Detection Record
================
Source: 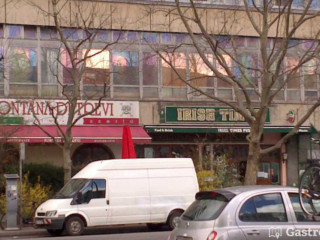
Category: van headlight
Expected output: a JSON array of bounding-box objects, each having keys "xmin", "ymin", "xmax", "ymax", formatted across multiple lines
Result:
[{"xmin": 46, "ymin": 210, "xmax": 57, "ymax": 217}]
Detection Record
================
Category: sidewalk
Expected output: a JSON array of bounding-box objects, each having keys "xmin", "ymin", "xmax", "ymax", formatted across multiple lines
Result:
[{"xmin": 0, "ymin": 224, "xmax": 46, "ymax": 237}]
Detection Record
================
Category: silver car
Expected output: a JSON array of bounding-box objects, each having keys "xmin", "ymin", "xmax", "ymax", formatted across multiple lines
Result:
[{"xmin": 169, "ymin": 185, "xmax": 320, "ymax": 240}]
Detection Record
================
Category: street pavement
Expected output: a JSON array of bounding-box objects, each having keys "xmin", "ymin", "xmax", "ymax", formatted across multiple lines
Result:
[{"xmin": 0, "ymin": 224, "xmax": 171, "ymax": 239}]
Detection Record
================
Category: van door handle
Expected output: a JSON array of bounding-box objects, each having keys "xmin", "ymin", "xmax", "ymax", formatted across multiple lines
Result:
[
  {"xmin": 247, "ymin": 230, "xmax": 260, "ymax": 235},
  {"xmin": 106, "ymin": 200, "xmax": 110, "ymax": 205}
]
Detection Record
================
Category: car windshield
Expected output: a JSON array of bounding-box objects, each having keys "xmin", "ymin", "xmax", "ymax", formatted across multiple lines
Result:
[
  {"xmin": 54, "ymin": 179, "xmax": 90, "ymax": 199},
  {"xmin": 182, "ymin": 192, "xmax": 230, "ymax": 221}
]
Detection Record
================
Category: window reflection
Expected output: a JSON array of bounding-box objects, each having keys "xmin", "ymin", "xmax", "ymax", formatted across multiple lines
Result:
[
  {"xmin": 113, "ymin": 51, "xmax": 139, "ymax": 85},
  {"xmin": 286, "ymin": 56, "xmax": 301, "ymax": 101},
  {"xmin": 303, "ymin": 59, "xmax": 318, "ymax": 101},
  {"xmin": 83, "ymin": 49, "xmax": 110, "ymax": 85},
  {"xmin": 9, "ymin": 48, "xmax": 37, "ymax": 83},
  {"xmin": 8, "ymin": 25, "xmax": 21, "ymax": 38},
  {"xmin": 41, "ymin": 48, "xmax": 58, "ymax": 84},
  {"xmin": 24, "ymin": 26, "xmax": 37, "ymax": 39},
  {"xmin": 189, "ymin": 53, "xmax": 214, "ymax": 87},
  {"xmin": 142, "ymin": 32, "xmax": 158, "ymax": 43},
  {"xmin": 61, "ymin": 50, "xmax": 74, "ymax": 84},
  {"xmin": 61, "ymin": 28, "xmax": 79, "ymax": 40},
  {"xmin": 234, "ymin": 55, "xmax": 258, "ymax": 88},
  {"xmin": 40, "ymin": 27, "xmax": 57, "ymax": 39},
  {"xmin": 143, "ymin": 52, "xmax": 158, "ymax": 85},
  {"xmin": 161, "ymin": 52, "xmax": 186, "ymax": 87}
]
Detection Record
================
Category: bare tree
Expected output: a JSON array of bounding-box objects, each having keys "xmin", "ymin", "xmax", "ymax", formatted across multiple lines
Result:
[
  {"xmin": 26, "ymin": 0, "xmax": 120, "ymax": 184},
  {"xmin": 155, "ymin": 0, "xmax": 320, "ymax": 184}
]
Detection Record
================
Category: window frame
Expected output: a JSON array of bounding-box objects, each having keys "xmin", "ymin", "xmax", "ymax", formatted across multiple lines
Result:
[{"xmin": 238, "ymin": 192, "xmax": 289, "ymax": 223}]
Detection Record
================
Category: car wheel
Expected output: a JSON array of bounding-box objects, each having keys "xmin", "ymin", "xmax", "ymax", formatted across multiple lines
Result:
[
  {"xmin": 47, "ymin": 229, "xmax": 64, "ymax": 236},
  {"xmin": 167, "ymin": 211, "xmax": 182, "ymax": 230},
  {"xmin": 65, "ymin": 216, "xmax": 84, "ymax": 236}
]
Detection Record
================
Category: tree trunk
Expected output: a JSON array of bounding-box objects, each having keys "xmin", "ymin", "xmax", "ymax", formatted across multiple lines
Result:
[
  {"xmin": 244, "ymin": 137, "xmax": 261, "ymax": 185},
  {"xmin": 63, "ymin": 145, "xmax": 72, "ymax": 184}
]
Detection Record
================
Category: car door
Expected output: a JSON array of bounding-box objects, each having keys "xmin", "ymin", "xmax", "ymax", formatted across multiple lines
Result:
[
  {"xmin": 287, "ymin": 192, "xmax": 320, "ymax": 240},
  {"xmin": 236, "ymin": 192, "xmax": 298, "ymax": 240},
  {"xmin": 77, "ymin": 179, "xmax": 109, "ymax": 226}
]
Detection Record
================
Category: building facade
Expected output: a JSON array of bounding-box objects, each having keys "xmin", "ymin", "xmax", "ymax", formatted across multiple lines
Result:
[{"xmin": 0, "ymin": 0, "xmax": 319, "ymax": 185}]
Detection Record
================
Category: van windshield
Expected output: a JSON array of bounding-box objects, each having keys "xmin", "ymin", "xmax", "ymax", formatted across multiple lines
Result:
[
  {"xmin": 182, "ymin": 192, "xmax": 232, "ymax": 221},
  {"xmin": 54, "ymin": 179, "xmax": 90, "ymax": 199}
]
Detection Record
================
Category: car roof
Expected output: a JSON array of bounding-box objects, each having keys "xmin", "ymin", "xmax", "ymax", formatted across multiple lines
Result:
[{"xmin": 220, "ymin": 185, "xmax": 298, "ymax": 195}]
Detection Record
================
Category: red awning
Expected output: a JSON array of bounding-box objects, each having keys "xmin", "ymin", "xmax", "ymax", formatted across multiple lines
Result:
[{"xmin": 0, "ymin": 125, "xmax": 151, "ymax": 144}]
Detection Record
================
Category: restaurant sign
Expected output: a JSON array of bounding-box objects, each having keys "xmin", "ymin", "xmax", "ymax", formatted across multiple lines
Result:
[
  {"xmin": 0, "ymin": 99, "xmax": 139, "ymax": 125},
  {"xmin": 161, "ymin": 106, "xmax": 270, "ymax": 123}
]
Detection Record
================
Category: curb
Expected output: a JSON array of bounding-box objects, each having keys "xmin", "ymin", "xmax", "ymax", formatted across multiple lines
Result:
[{"xmin": 0, "ymin": 226, "xmax": 46, "ymax": 237}]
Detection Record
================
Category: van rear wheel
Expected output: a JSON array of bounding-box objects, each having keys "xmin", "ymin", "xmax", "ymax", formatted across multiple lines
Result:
[
  {"xmin": 65, "ymin": 216, "xmax": 84, "ymax": 236},
  {"xmin": 167, "ymin": 211, "xmax": 182, "ymax": 230}
]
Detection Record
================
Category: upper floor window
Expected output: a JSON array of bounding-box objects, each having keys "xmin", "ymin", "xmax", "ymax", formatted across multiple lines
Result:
[
  {"xmin": 303, "ymin": 59, "xmax": 319, "ymax": 101},
  {"xmin": 142, "ymin": 32, "xmax": 158, "ymax": 44},
  {"xmin": 24, "ymin": 26, "xmax": 37, "ymax": 39},
  {"xmin": 40, "ymin": 27, "xmax": 58, "ymax": 40},
  {"xmin": 8, "ymin": 48, "xmax": 38, "ymax": 96},
  {"xmin": 161, "ymin": 52, "xmax": 187, "ymax": 99},
  {"xmin": 83, "ymin": 49, "xmax": 110, "ymax": 98},
  {"xmin": 41, "ymin": 48, "xmax": 59, "ymax": 97},
  {"xmin": 8, "ymin": 25, "xmax": 22, "ymax": 38},
  {"xmin": 286, "ymin": 56, "xmax": 301, "ymax": 101},
  {"xmin": 113, "ymin": 51, "xmax": 139, "ymax": 98},
  {"xmin": 142, "ymin": 52, "xmax": 159, "ymax": 99},
  {"xmin": 62, "ymin": 28, "xmax": 80, "ymax": 41}
]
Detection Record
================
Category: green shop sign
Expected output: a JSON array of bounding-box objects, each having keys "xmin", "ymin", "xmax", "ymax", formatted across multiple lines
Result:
[
  {"xmin": 161, "ymin": 106, "xmax": 270, "ymax": 123},
  {"xmin": 0, "ymin": 117, "xmax": 24, "ymax": 125}
]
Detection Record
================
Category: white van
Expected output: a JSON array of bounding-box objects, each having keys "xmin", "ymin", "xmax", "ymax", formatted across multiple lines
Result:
[{"xmin": 34, "ymin": 158, "xmax": 199, "ymax": 236}]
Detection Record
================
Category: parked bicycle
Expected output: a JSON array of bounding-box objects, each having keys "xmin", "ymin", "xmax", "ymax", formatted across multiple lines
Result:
[
  {"xmin": 299, "ymin": 137, "xmax": 320, "ymax": 217},
  {"xmin": 0, "ymin": 200, "xmax": 39, "ymax": 230}
]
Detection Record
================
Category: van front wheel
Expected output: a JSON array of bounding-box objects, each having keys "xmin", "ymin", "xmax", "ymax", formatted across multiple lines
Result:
[
  {"xmin": 167, "ymin": 211, "xmax": 182, "ymax": 230},
  {"xmin": 65, "ymin": 216, "xmax": 84, "ymax": 236}
]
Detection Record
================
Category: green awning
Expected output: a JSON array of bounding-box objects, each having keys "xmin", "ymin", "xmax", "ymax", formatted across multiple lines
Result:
[{"xmin": 145, "ymin": 125, "xmax": 311, "ymax": 134}]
